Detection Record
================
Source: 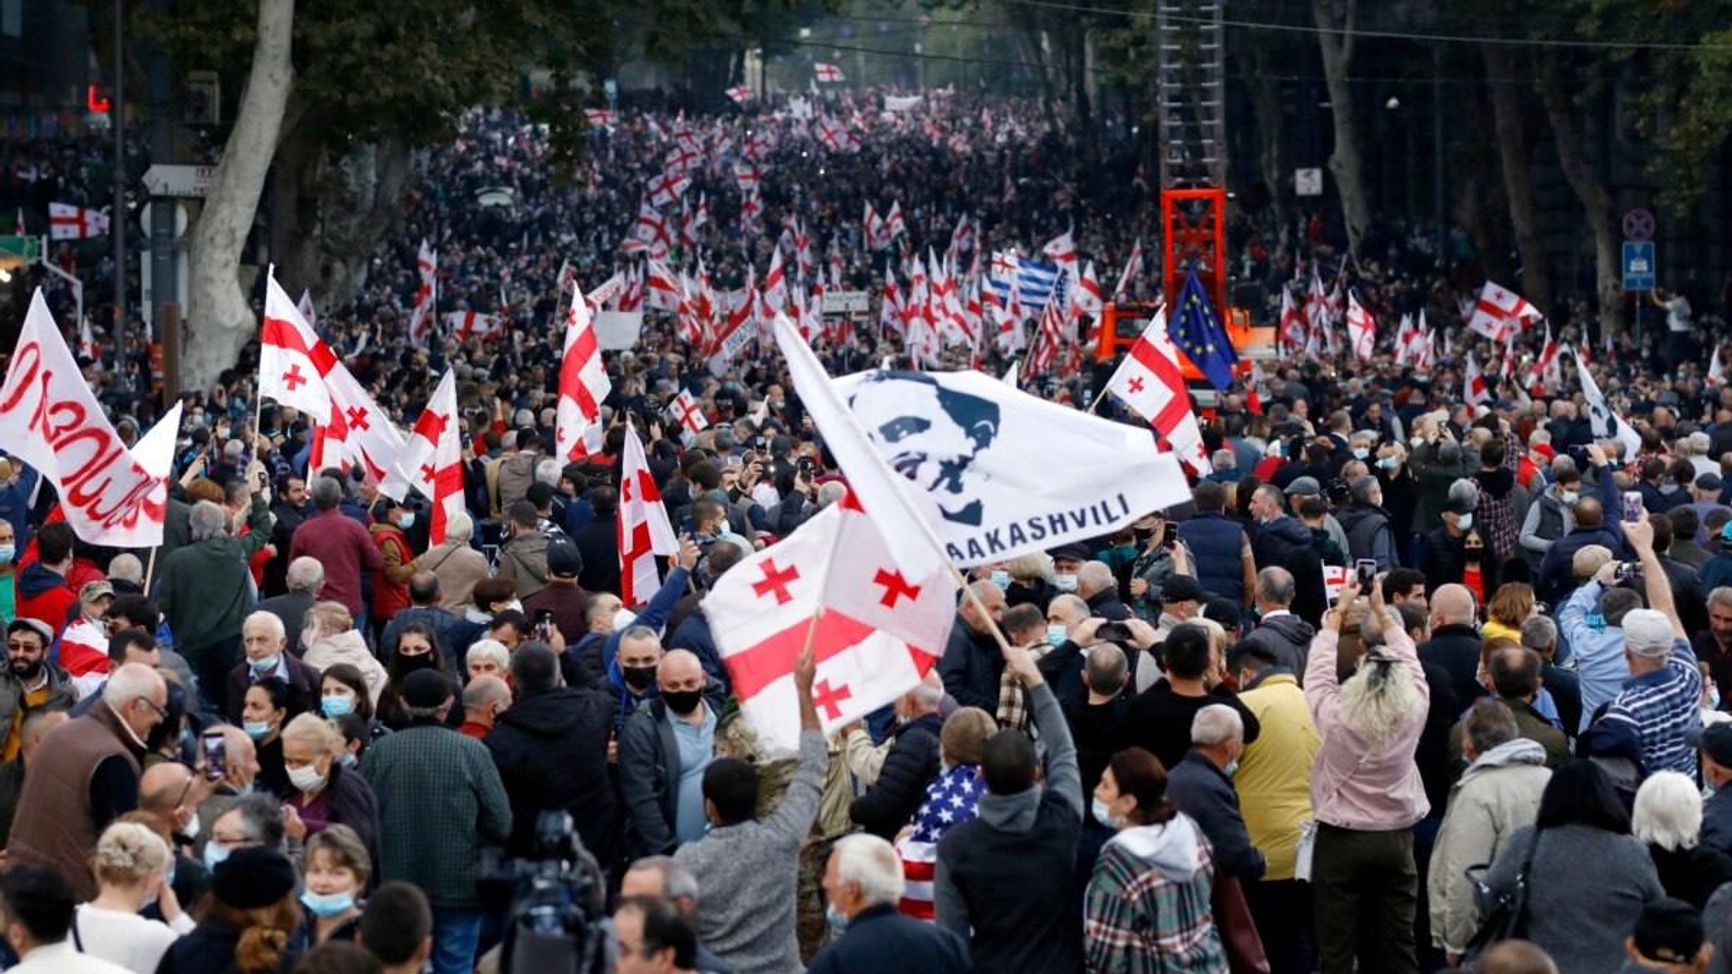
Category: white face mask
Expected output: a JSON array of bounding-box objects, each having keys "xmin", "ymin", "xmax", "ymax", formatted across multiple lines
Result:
[
  {"xmin": 286, "ymin": 763, "xmax": 327, "ymax": 794},
  {"xmin": 612, "ymin": 608, "xmax": 638, "ymax": 632},
  {"xmin": 1560, "ymin": 490, "xmax": 1579, "ymax": 505},
  {"xmin": 1457, "ymin": 513, "xmax": 1474, "ymax": 531},
  {"xmin": 1091, "ymin": 797, "xmax": 1123, "ymax": 829},
  {"xmin": 1054, "ymin": 574, "xmax": 1079, "ymax": 593}
]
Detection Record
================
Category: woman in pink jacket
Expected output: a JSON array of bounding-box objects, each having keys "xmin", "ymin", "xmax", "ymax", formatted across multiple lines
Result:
[{"xmin": 1304, "ymin": 574, "xmax": 1431, "ymax": 974}]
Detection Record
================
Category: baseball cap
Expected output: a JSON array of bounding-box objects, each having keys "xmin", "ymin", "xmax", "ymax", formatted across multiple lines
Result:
[
  {"xmin": 1162, "ymin": 575, "xmax": 1206, "ymax": 603},
  {"xmin": 1284, "ymin": 476, "xmax": 1321, "ymax": 497},
  {"xmin": 1623, "ymin": 608, "xmax": 1675, "ymax": 659},
  {"xmin": 79, "ymin": 580, "xmax": 115, "ymax": 603},
  {"xmin": 1699, "ymin": 472, "xmax": 1725, "ymax": 493},
  {"xmin": 546, "ymin": 538, "xmax": 582, "ymax": 578},
  {"xmin": 1444, "ymin": 495, "xmax": 1477, "ymax": 516},
  {"xmin": 401, "ymin": 669, "xmax": 452, "ymax": 709},
  {"xmin": 1689, "ymin": 722, "xmax": 1732, "ymax": 767},
  {"xmin": 1630, "ymin": 898, "xmax": 1704, "ymax": 965}
]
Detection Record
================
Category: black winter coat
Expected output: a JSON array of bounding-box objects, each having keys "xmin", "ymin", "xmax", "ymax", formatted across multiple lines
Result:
[
  {"xmin": 484, "ymin": 686, "xmax": 615, "ymax": 861},
  {"xmin": 849, "ymin": 714, "xmax": 943, "ymax": 839}
]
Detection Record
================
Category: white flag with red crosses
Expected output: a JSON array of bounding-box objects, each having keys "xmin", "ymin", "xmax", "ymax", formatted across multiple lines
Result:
[
  {"xmin": 704, "ymin": 493, "xmax": 956, "ymax": 753},
  {"xmin": 619, "ymin": 420, "xmax": 679, "ymax": 605},
  {"xmin": 380, "ymin": 369, "xmax": 462, "ymax": 544},
  {"xmin": 258, "ymin": 268, "xmax": 335, "ymax": 423}
]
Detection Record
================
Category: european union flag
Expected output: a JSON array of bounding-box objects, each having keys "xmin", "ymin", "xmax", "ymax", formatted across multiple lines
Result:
[{"xmin": 1168, "ymin": 267, "xmax": 1239, "ymax": 390}]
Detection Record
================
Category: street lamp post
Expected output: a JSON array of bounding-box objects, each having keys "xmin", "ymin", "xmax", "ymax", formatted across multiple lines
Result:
[{"xmin": 112, "ymin": 0, "xmax": 129, "ymax": 401}]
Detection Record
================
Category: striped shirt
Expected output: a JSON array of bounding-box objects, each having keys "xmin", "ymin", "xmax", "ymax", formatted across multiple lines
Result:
[{"xmin": 1600, "ymin": 637, "xmax": 1701, "ymax": 777}]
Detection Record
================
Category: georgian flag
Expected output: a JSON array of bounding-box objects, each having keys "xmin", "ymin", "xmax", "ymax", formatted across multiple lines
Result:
[
  {"xmin": 445, "ymin": 310, "xmax": 503, "ymax": 340},
  {"xmin": 1280, "ymin": 288, "xmax": 1306, "ymax": 355},
  {"xmin": 668, "ymin": 389, "xmax": 709, "ymax": 438},
  {"xmin": 646, "ymin": 170, "xmax": 691, "ymax": 208},
  {"xmin": 1113, "ymin": 238, "xmax": 1143, "ymax": 301},
  {"xmin": 316, "ymin": 362, "xmax": 406, "ymax": 486},
  {"xmin": 1103, "ymin": 307, "xmax": 1208, "ymax": 474},
  {"xmin": 863, "ymin": 203, "xmax": 887, "ymax": 251},
  {"xmin": 381, "ymin": 370, "xmax": 462, "ymax": 545},
  {"xmin": 883, "ymin": 201, "xmax": 907, "ymax": 241},
  {"xmin": 407, "ymin": 240, "xmax": 437, "ymax": 344},
  {"xmin": 1464, "ymin": 352, "xmax": 1492, "ymax": 406},
  {"xmin": 583, "ymin": 109, "xmax": 614, "ymax": 128},
  {"xmin": 556, "ymin": 282, "xmax": 610, "ymax": 461},
  {"xmin": 1530, "ymin": 324, "xmax": 1563, "ymax": 394},
  {"xmin": 259, "ymin": 268, "xmax": 335, "ymax": 423},
  {"xmin": 880, "ymin": 263, "xmax": 905, "ymax": 337},
  {"xmin": 47, "ymin": 202, "xmax": 109, "ymax": 240},
  {"xmin": 1467, "ymin": 281, "xmax": 1543, "ymax": 341},
  {"xmin": 645, "ymin": 259, "xmax": 682, "ymax": 312},
  {"xmin": 619, "ymin": 420, "xmax": 679, "ymax": 606},
  {"xmin": 1346, "ymin": 291, "xmax": 1376, "ymax": 361},
  {"xmin": 1041, "ymin": 230, "xmax": 1078, "ymax": 282},
  {"xmin": 1071, "ymin": 260, "xmax": 1105, "ymax": 318},
  {"xmin": 814, "ymin": 62, "xmax": 845, "ymax": 82},
  {"xmin": 726, "ymin": 85, "xmax": 753, "ymax": 105}
]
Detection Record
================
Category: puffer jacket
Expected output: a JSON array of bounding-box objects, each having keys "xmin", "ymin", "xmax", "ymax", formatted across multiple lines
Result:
[
  {"xmin": 1426, "ymin": 737, "xmax": 1551, "ymax": 955},
  {"xmin": 849, "ymin": 713, "xmax": 942, "ymax": 839}
]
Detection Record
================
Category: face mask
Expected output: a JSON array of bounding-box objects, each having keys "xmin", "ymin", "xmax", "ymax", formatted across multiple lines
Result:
[
  {"xmin": 287, "ymin": 763, "xmax": 327, "ymax": 794},
  {"xmin": 1710, "ymin": 689, "xmax": 1723, "ymax": 710},
  {"xmin": 622, "ymin": 665, "xmax": 657, "ymax": 692},
  {"xmin": 1561, "ymin": 490, "xmax": 1579, "ymax": 505},
  {"xmin": 990, "ymin": 569, "xmax": 1011, "ymax": 590},
  {"xmin": 0, "ymin": 545, "xmax": 14, "ymax": 564},
  {"xmin": 612, "ymin": 608, "xmax": 638, "ymax": 632},
  {"xmin": 396, "ymin": 513, "xmax": 416, "ymax": 530},
  {"xmin": 178, "ymin": 810, "xmax": 200, "ymax": 841},
  {"xmin": 1091, "ymin": 797, "xmax": 1123, "ymax": 829},
  {"xmin": 1410, "ymin": 436, "xmax": 1424, "ymax": 447},
  {"xmin": 203, "ymin": 842, "xmax": 230, "ymax": 871},
  {"xmin": 1223, "ymin": 760, "xmax": 1240, "ymax": 778},
  {"xmin": 300, "ymin": 889, "xmax": 356, "ymax": 919},
  {"xmin": 1464, "ymin": 548, "xmax": 1483, "ymax": 563},
  {"xmin": 1457, "ymin": 513, "xmax": 1474, "ymax": 531},
  {"xmin": 661, "ymin": 688, "xmax": 704, "ymax": 716},
  {"xmin": 825, "ymin": 903, "xmax": 849, "ymax": 936},
  {"xmin": 249, "ymin": 655, "xmax": 279, "ymax": 674},
  {"xmin": 1046, "ymin": 624, "xmax": 1068, "ymax": 648},
  {"xmin": 339, "ymin": 752, "xmax": 358, "ymax": 768},
  {"xmin": 395, "ymin": 652, "xmax": 435, "ymax": 673},
  {"xmin": 1054, "ymin": 574, "xmax": 1078, "ymax": 593},
  {"xmin": 505, "ymin": 600, "xmax": 524, "ymax": 613},
  {"xmin": 321, "ymin": 695, "xmax": 354, "ymax": 718},
  {"xmin": 1376, "ymin": 457, "xmax": 1398, "ymax": 471},
  {"xmin": 1352, "ymin": 447, "xmax": 1370, "ymax": 460},
  {"xmin": 243, "ymin": 721, "xmax": 272, "ymax": 741}
]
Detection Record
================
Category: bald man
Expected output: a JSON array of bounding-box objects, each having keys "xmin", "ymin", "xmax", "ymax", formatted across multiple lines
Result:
[
  {"xmin": 459, "ymin": 676, "xmax": 512, "ymax": 740},
  {"xmin": 939, "ymin": 580, "xmax": 1008, "ymax": 710},
  {"xmin": 0, "ymin": 708, "xmax": 68, "ymax": 843},
  {"xmin": 139, "ymin": 761, "xmax": 214, "ymax": 913},
  {"xmin": 1420, "ymin": 584, "xmax": 1486, "ymax": 706},
  {"xmin": 619, "ymin": 649, "xmax": 719, "ymax": 858}
]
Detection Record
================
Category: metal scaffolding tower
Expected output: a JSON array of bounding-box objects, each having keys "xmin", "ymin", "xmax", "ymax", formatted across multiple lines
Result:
[{"xmin": 1155, "ymin": 0, "xmax": 1226, "ymax": 190}]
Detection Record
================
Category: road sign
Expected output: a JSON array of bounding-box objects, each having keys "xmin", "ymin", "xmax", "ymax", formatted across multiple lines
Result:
[
  {"xmin": 1294, "ymin": 168, "xmax": 1324, "ymax": 197},
  {"xmin": 1622, "ymin": 240, "xmax": 1656, "ymax": 291},
  {"xmin": 142, "ymin": 163, "xmax": 219, "ymax": 198},
  {"xmin": 1623, "ymin": 207, "xmax": 1655, "ymax": 241}
]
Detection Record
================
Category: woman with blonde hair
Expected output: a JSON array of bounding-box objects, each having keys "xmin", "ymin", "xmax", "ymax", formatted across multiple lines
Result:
[
  {"xmin": 278, "ymin": 713, "xmax": 382, "ymax": 876},
  {"xmin": 297, "ymin": 825, "xmax": 371, "ymax": 946},
  {"xmin": 156, "ymin": 846, "xmax": 303, "ymax": 974},
  {"xmin": 301, "ymin": 602, "xmax": 387, "ymax": 707},
  {"xmin": 1483, "ymin": 582, "xmax": 1537, "ymax": 644},
  {"xmin": 74, "ymin": 821, "xmax": 191, "ymax": 973}
]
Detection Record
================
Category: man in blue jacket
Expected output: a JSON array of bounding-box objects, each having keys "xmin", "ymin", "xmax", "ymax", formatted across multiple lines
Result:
[{"xmin": 809, "ymin": 834, "xmax": 970, "ymax": 974}]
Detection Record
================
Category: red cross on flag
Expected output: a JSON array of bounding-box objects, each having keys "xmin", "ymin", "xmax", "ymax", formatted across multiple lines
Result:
[
  {"xmin": 1464, "ymin": 352, "xmax": 1492, "ymax": 406},
  {"xmin": 444, "ymin": 310, "xmax": 503, "ymax": 341},
  {"xmin": 317, "ymin": 363, "xmax": 406, "ymax": 486},
  {"xmin": 556, "ymin": 282, "xmax": 610, "ymax": 461},
  {"xmin": 1346, "ymin": 291, "xmax": 1376, "ymax": 361},
  {"xmin": 47, "ymin": 202, "xmax": 110, "ymax": 240},
  {"xmin": 1279, "ymin": 287, "xmax": 1306, "ymax": 355},
  {"xmin": 1041, "ymin": 229, "xmax": 1078, "ymax": 281},
  {"xmin": 259, "ymin": 268, "xmax": 335, "ymax": 423},
  {"xmin": 705, "ymin": 493, "xmax": 956, "ymax": 751},
  {"xmin": 406, "ymin": 240, "xmax": 438, "ymax": 344},
  {"xmin": 381, "ymin": 369, "xmax": 462, "ymax": 544},
  {"xmin": 813, "ymin": 62, "xmax": 845, "ymax": 83},
  {"xmin": 668, "ymin": 389, "xmax": 709, "ymax": 439},
  {"xmin": 645, "ymin": 259, "xmax": 682, "ymax": 312},
  {"xmin": 1071, "ymin": 260, "xmax": 1105, "ymax": 318},
  {"xmin": 1102, "ymin": 307, "xmax": 1208, "ymax": 475},
  {"xmin": 726, "ymin": 85, "xmax": 753, "ymax": 105},
  {"xmin": 1466, "ymin": 281, "xmax": 1542, "ymax": 342},
  {"xmin": 619, "ymin": 420, "xmax": 679, "ymax": 605}
]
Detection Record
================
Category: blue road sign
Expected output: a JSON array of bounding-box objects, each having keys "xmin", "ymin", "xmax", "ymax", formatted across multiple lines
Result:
[{"xmin": 1623, "ymin": 240, "xmax": 1656, "ymax": 291}]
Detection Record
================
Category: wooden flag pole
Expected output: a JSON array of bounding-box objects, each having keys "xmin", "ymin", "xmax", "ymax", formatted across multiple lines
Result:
[{"xmin": 142, "ymin": 545, "xmax": 160, "ymax": 595}]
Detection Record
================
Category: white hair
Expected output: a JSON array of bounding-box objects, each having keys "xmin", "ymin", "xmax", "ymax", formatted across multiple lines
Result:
[
  {"xmin": 535, "ymin": 457, "xmax": 562, "ymax": 487},
  {"xmin": 830, "ymin": 833, "xmax": 905, "ymax": 907},
  {"xmin": 188, "ymin": 500, "xmax": 229, "ymax": 541},
  {"xmin": 816, "ymin": 481, "xmax": 847, "ymax": 506},
  {"xmin": 445, "ymin": 511, "xmax": 475, "ymax": 544},
  {"xmin": 102, "ymin": 663, "xmax": 163, "ymax": 709},
  {"xmin": 906, "ymin": 672, "xmax": 944, "ymax": 711},
  {"xmin": 1633, "ymin": 770, "xmax": 1703, "ymax": 852},
  {"xmin": 107, "ymin": 553, "xmax": 143, "ymax": 585},
  {"xmin": 1337, "ymin": 652, "xmax": 1427, "ymax": 749},
  {"xmin": 466, "ymin": 639, "xmax": 511, "ymax": 672},
  {"xmin": 286, "ymin": 556, "xmax": 325, "ymax": 595},
  {"xmin": 1191, "ymin": 704, "xmax": 1243, "ymax": 747},
  {"xmin": 243, "ymin": 610, "xmax": 286, "ymax": 643}
]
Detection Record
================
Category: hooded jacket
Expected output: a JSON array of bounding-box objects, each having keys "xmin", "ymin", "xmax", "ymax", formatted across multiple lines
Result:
[
  {"xmin": 1242, "ymin": 613, "xmax": 1318, "ymax": 676},
  {"xmin": 495, "ymin": 529, "xmax": 551, "ymax": 599},
  {"xmin": 1083, "ymin": 813, "xmax": 1227, "ymax": 974},
  {"xmin": 483, "ymin": 685, "xmax": 614, "ymax": 859},
  {"xmin": 13, "ymin": 563, "xmax": 75, "ymax": 635},
  {"xmin": 1252, "ymin": 515, "xmax": 1327, "ymax": 625},
  {"xmin": 303, "ymin": 630, "xmax": 389, "ymax": 708},
  {"xmin": 1427, "ymin": 737, "xmax": 1551, "ymax": 955}
]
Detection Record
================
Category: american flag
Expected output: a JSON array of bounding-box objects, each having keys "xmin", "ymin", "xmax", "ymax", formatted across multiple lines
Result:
[{"xmin": 895, "ymin": 766, "xmax": 983, "ymax": 920}]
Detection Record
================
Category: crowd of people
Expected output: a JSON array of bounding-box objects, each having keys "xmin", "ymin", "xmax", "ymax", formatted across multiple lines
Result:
[{"xmin": 1, "ymin": 85, "xmax": 1731, "ymax": 974}]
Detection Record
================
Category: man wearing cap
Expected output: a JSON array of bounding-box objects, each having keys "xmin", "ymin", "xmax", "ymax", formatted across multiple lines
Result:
[
  {"xmin": 1621, "ymin": 898, "xmax": 1711, "ymax": 973},
  {"xmin": 1049, "ymin": 543, "xmax": 1090, "ymax": 595},
  {"xmin": 361, "ymin": 668, "xmax": 511, "ymax": 974},
  {"xmin": 522, "ymin": 538, "xmax": 588, "ymax": 651},
  {"xmin": 0, "ymin": 618, "xmax": 74, "ymax": 762},
  {"xmin": 1593, "ymin": 519, "xmax": 1701, "ymax": 777},
  {"xmin": 1248, "ymin": 484, "xmax": 1327, "ymax": 626},
  {"xmin": 1690, "ymin": 473, "xmax": 1730, "ymax": 544},
  {"xmin": 55, "ymin": 582, "xmax": 113, "ymax": 700},
  {"xmin": 8, "ymin": 662, "xmax": 166, "ymax": 899},
  {"xmin": 1285, "ymin": 476, "xmax": 1351, "ymax": 558}
]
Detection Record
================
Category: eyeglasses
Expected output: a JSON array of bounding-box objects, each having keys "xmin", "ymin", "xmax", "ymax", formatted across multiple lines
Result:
[
  {"xmin": 136, "ymin": 697, "xmax": 169, "ymax": 720},
  {"xmin": 6, "ymin": 641, "xmax": 40, "ymax": 652}
]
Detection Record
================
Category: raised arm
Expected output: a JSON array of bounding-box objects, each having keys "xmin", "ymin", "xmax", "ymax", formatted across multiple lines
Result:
[
  {"xmin": 1628, "ymin": 517, "xmax": 1688, "ymax": 641},
  {"xmin": 1008, "ymin": 642, "xmax": 1082, "ymax": 819}
]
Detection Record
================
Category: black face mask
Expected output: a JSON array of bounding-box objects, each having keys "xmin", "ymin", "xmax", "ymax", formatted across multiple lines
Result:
[
  {"xmin": 661, "ymin": 688, "xmax": 704, "ymax": 716},
  {"xmin": 395, "ymin": 652, "xmax": 436, "ymax": 674},
  {"xmin": 622, "ymin": 665, "xmax": 657, "ymax": 692},
  {"xmin": 1464, "ymin": 548, "xmax": 1483, "ymax": 563}
]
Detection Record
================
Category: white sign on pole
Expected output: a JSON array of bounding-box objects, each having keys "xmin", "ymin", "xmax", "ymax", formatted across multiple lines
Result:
[
  {"xmin": 142, "ymin": 164, "xmax": 220, "ymax": 198},
  {"xmin": 593, "ymin": 311, "xmax": 644, "ymax": 350},
  {"xmin": 821, "ymin": 290, "xmax": 871, "ymax": 314},
  {"xmin": 1294, "ymin": 168, "xmax": 1324, "ymax": 197}
]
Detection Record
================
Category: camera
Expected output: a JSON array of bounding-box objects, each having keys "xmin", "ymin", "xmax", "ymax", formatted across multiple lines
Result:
[
  {"xmin": 480, "ymin": 812, "xmax": 612, "ymax": 974},
  {"xmin": 1096, "ymin": 621, "xmax": 1133, "ymax": 644}
]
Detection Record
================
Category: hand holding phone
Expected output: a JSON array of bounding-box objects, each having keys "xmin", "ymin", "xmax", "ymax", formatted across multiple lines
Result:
[{"xmin": 201, "ymin": 730, "xmax": 227, "ymax": 782}]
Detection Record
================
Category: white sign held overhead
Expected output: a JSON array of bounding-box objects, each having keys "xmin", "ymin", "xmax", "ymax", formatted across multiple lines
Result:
[{"xmin": 593, "ymin": 310, "xmax": 644, "ymax": 350}]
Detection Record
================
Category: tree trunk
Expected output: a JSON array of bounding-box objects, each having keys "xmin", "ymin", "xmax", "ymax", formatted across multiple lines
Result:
[
  {"xmin": 1313, "ymin": 0, "xmax": 1369, "ymax": 251},
  {"xmin": 1482, "ymin": 43, "xmax": 1553, "ymax": 314},
  {"xmin": 1247, "ymin": 42, "xmax": 1293, "ymax": 237},
  {"xmin": 313, "ymin": 137, "xmax": 413, "ymax": 309},
  {"xmin": 1539, "ymin": 58, "xmax": 1622, "ymax": 336},
  {"xmin": 184, "ymin": 0, "xmax": 294, "ymax": 391}
]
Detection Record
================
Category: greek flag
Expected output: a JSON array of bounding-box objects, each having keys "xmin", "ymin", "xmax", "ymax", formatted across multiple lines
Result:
[{"xmin": 987, "ymin": 256, "xmax": 1067, "ymax": 309}]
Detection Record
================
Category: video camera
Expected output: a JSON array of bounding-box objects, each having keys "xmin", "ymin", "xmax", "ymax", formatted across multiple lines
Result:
[{"xmin": 479, "ymin": 811, "xmax": 614, "ymax": 974}]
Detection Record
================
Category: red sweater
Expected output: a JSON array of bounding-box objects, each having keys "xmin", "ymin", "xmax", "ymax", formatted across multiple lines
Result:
[{"xmin": 288, "ymin": 510, "xmax": 384, "ymax": 618}]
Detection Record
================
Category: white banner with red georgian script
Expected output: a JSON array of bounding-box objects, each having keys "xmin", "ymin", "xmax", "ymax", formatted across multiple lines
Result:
[{"xmin": 0, "ymin": 290, "xmax": 175, "ymax": 546}]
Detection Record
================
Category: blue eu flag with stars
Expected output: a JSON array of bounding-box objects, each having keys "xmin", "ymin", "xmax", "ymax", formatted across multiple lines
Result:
[{"xmin": 1168, "ymin": 267, "xmax": 1239, "ymax": 390}]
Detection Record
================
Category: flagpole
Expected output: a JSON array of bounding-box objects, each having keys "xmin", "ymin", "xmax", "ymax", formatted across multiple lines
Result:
[{"xmin": 142, "ymin": 545, "xmax": 159, "ymax": 595}]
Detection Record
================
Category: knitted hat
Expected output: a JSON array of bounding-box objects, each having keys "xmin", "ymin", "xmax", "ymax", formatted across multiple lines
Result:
[{"xmin": 212, "ymin": 847, "xmax": 296, "ymax": 909}]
